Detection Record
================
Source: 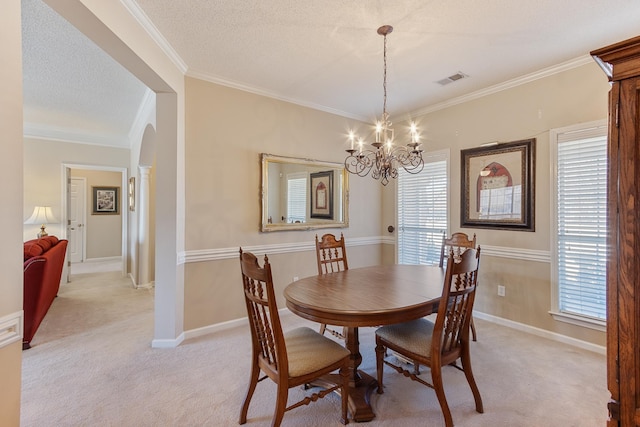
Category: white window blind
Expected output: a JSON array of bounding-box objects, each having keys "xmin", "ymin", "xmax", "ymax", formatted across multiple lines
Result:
[
  {"xmin": 286, "ymin": 174, "xmax": 307, "ymax": 223},
  {"xmin": 554, "ymin": 124, "xmax": 607, "ymax": 322},
  {"xmin": 398, "ymin": 151, "xmax": 448, "ymax": 265}
]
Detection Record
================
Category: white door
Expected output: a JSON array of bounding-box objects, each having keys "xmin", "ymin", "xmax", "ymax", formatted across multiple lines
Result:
[{"xmin": 69, "ymin": 177, "xmax": 86, "ymax": 263}]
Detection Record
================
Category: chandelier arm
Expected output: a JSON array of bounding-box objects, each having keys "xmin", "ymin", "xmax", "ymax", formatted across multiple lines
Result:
[
  {"xmin": 344, "ymin": 151, "xmax": 377, "ymax": 177},
  {"xmin": 343, "ymin": 25, "xmax": 424, "ymax": 186}
]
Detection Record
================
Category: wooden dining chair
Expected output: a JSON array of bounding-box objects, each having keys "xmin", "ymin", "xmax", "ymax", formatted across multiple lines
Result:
[
  {"xmin": 439, "ymin": 231, "xmax": 477, "ymax": 268},
  {"xmin": 238, "ymin": 248, "xmax": 350, "ymax": 427},
  {"xmin": 316, "ymin": 233, "xmax": 349, "ymax": 274},
  {"xmin": 315, "ymin": 233, "xmax": 348, "ymax": 339},
  {"xmin": 375, "ymin": 248, "xmax": 483, "ymax": 427},
  {"xmin": 439, "ymin": 231, "xmax": 478, "ymax": 342}
]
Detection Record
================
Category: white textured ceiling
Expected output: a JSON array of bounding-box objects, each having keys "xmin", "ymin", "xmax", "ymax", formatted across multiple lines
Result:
[
  {"xmin": 22, "ymin": 0, "xmax": 148, "ymax": 148},
  {"xmin": 22, "ymin": 0, "xmax": 640, "ymax": 148}
]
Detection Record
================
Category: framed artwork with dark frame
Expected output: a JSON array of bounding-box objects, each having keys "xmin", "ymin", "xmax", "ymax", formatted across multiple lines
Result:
[
  {"xmin": 92, "ymin": 186, "xmax": 120, "ymax": 215},
  {"xmin": 310, "ymin": 170, "xmax": 334, "ymax": 219},
  {"xmin": 461, "ymin": 138, "xmax": 535, "ymax": 231}
]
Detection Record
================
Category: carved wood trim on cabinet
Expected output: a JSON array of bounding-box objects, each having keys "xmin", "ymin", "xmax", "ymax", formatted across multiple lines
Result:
[{"xmin": 592, "ymin": 35, "xmax": 640, "ymax": 427}]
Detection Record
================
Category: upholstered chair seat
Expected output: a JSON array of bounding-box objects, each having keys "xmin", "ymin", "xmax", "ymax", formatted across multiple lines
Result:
[
  {"xmin": 284, "ymin": 327, "xmax": 350, "ymax": 377},
  {"xmin": 375, "ymin": 318, "xmax": 435, "ymax": 357}
]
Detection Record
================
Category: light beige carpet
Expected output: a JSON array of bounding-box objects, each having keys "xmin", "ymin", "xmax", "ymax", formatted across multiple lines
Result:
[{"xmin": 21, "ymin": 271, "xmax": 609, "ymax": 426}]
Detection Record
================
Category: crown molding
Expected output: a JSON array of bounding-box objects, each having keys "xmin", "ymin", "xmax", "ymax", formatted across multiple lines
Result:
[
  {"xmin": 119, "ymin": 0, "xmax": 188, "ymax": 74},
  {"xmin": 186, "ymin": 68, "xmax": 368, "ymax": 122},
  {"xmin": 408, "ymin": 55, "xmax": 594, "ymax": 118},
  {"xmin": 189, "ymin": 55, "xmax": 593, "ymax": 124},
  {"xmin": 25, "ymin": 89, "xmax": 155, "ymax": 149},
  {"xmin": 23, "ymin": 122, "xmax": 130, "ymax": 148}
]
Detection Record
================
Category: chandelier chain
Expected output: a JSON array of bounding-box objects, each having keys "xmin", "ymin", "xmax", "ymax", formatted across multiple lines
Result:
[
  {"xmin": 343, "ymin": 25, "xmax": 424, "ymax": 186},
  {"xmin": 383, "ymin": 32, "xmax": 388, "ymax": 121}
]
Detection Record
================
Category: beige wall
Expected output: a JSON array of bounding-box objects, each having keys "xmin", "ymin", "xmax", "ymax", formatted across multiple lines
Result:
[
  {"xmin": 183, "ymin": 77, "xmax": 383, "ymax": 329},
  {"xmin": 1, "ymin": 0, "xmax": 24, "ymax": 424},
  {"xmin": 70, "ymin": 169, "xmax": 123, "ymax": 259},
  {"xmin": 384, "ymin": 62, "xmax": 610, "ymax": 346},
  {"xmin": 23, "ymin": 137, "xmax": 130, "ymax": 243},
  {"xmin": 15, "ymin": 1, "xmax": 609, "ymax": 365},
  {"xmin": 182, "ymin": 64, "xmax": 611, "ymax": 346}
]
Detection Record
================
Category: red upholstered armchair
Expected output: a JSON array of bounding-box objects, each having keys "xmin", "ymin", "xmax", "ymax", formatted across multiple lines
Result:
[{"xmin": 23, "ymin": 236, "xmax": 68, "ymax": 349}]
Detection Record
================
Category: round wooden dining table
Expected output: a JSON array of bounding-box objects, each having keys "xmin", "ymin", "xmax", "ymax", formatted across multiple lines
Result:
[{"xmin": 284, "ymin": 264, "xmax": 446, "ymax": 422}]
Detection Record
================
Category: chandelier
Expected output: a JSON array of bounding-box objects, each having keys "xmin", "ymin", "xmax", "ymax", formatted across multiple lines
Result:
[{"xmin": 344, "ymin": 25, "xmax": 424, "ymax": 186}]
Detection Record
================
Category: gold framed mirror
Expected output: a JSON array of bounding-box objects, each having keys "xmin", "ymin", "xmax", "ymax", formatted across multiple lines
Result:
[{"xmin": 261, "ymin": 153, "xmax": 349, "ymax": 232}]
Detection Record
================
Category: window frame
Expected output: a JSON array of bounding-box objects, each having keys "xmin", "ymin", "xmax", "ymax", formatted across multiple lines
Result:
[
  {"xmin": 395, "ymin": 148, "xmax": 450, "ymax": 265},
  {"xmin": 286, "ymin": 172, "xmax": 307, "ymax": 223},
  {"xmin": 549, "ymin": 119, "xmax": 607, "ymax": 331}
]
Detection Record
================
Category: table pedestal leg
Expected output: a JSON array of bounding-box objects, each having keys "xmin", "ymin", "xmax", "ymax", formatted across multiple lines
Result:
[
  {"xmin": 311, "ymin": 327, "xmax": 378, "ymax": 422},
  {"xmin": 343, "ymin": 326, "xmax": 377, "ymax": 422},
  {"xmin": 312, "ymin": 327, "xmax": 378, "ymax": 422}
]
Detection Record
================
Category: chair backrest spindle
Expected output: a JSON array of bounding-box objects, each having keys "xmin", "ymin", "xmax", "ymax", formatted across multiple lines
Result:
[
  {"xmin": 439, "ymin": 231, "xmax": 477, "ymax": 267},
  {"xmin": 434, "ymin": 247, "xmax": 481, "ymax": 357},
  {"xmin": 315, "ymin": 233, "xmax": 348, "ymax": 275},
  {"xmin": 239, "ymin": 249, "xmax": 287, "ymax": 376}
]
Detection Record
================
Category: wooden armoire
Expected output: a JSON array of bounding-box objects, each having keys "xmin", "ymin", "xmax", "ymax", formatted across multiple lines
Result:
[{"xmin": 592, "ymin": 35, "xmax": 640, "ymax": 426}]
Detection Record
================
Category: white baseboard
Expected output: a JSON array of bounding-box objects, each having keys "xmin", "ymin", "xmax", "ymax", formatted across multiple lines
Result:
[
  {"xmin": 182, "ymin": 309, "xmax": 606, "ymax": 356},
  {"xmin": 183, "ymin": 308, "xmax": 293, "ymax": 341},
  {"xmin": 128, "ymin": 273, "xmax": 138, "ymax": 288},
  {"xmin": 184, "ymin": 316, "xmax": 249, "ymax": 341},
  {"xmin": 151, "ymin": 332, "xmax": 185, "ymax": 349},
  {"xmin": 474, "ymin": 311, "xmax": 606, "ymax": 355},
  {"xmin": 76, "ymin": 256, "xmax": 122, "ymax": 263}
]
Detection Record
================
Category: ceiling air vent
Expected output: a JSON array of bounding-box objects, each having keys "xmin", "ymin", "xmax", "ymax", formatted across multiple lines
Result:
[{"xmin": 436, "ymin": 72, "xmax": 469, "ymax": 86}]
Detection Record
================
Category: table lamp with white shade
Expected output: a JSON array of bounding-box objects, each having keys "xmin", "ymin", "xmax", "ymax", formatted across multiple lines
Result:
[{"xmin": 24, "ymin": 206, "xmax": 58, "ymax": 238}]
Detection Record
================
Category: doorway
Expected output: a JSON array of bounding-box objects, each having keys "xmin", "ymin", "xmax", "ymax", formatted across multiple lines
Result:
[
  {"xmin": 63, "ymin": 164, "xmax": 128, "ymax": 278},
  {"xmin": 69, "ymin": 176, "xmax": 86, "ymax": 263}
]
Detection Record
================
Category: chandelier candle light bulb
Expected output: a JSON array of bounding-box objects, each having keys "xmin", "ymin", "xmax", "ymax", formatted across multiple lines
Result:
[{"xmin": 344, "ymin": 25, "xmax": 425, "ymax": 186}]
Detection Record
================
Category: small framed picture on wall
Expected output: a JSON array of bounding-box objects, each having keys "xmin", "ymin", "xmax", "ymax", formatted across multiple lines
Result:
[
  {"xmin": 92, "ymin": 186, "xmax": 120, "ymax": 215},
  {"xmin": 310, "ymin": 170, "xmax": 334, "ymax": 219}
]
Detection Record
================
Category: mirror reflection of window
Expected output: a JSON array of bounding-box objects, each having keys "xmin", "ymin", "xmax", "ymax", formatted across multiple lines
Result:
[
  {"xmin": 479, "ymin": 185, "xmax": 521, "ymax": 219},
  {"xmin": 477, "ymin": 161, "xmax": 520, "ymax": 219},
  {"xmin": 261, "ymin": 153, "xmax": 349, "ymax": 232},
  {"xmin": 286, "ymin": 173, "xmax": 307, "ymax": 223}
]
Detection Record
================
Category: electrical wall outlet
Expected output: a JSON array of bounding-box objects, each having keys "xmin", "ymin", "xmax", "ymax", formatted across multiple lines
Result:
[
  {"xmin": 497, "ymin": 285, "xmax": 506, "ymax": 297},
  {"xmin": 293, "ymin": 276, "xmax": 299, "ymax": 282}
]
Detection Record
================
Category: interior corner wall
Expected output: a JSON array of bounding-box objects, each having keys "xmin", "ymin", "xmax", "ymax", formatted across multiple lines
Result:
[
  {"xmin": 182, "ymin": 76, "xmax": 383, "ymax": 330},
  {"xmin": 388, "ymin": 61, "xmax": 610, "ymax": 346}
]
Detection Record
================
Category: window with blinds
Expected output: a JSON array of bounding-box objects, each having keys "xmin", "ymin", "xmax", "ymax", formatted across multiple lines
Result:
[
  {"xmin": 551, "ymin": 121, "xmax": 607, "ymax": 325},
  {"xmin": 286, "ymin": 174, "xmax": 307, "ymax": 223},
  {"xmin": 397, "ymin": 150, "xmax": 449, "ymax": 265}
]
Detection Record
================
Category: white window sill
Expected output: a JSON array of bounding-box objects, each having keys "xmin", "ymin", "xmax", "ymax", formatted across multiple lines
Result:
[{"xmin": 549, "ymin": 311, "xmax": 606, "ymax": 332}]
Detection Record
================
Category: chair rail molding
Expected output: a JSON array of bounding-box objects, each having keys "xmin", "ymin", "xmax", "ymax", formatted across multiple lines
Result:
[
  {"xmin": 180, "ymin": 238, "xmax": 550, "ymax": 264},
  {"xmin": 0, "ymin": 311, "xmax": 23, "ymax": 349},
  {"xmin": 180, "ymin": 236, "xmax": 382, "ymax": 264}
]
